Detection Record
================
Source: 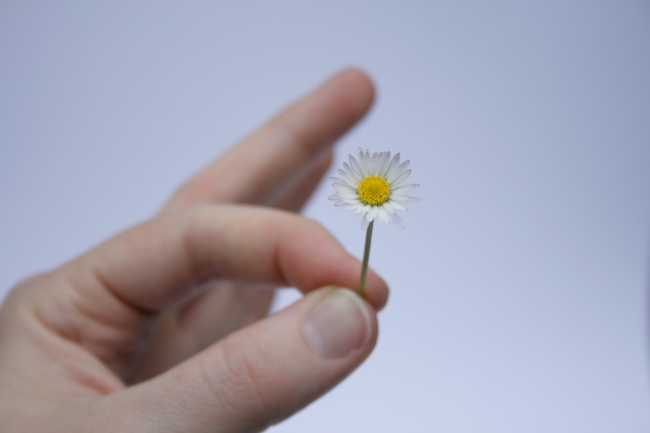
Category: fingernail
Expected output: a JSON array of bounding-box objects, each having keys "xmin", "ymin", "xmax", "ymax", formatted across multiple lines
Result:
[{"xmin": 302, "ymin": 288, "xmax": 372, "ymax": 359}]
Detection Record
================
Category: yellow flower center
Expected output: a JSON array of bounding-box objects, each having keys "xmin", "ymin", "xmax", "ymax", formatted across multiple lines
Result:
[{"xmin": 357, "ymin": 175, "xmax": 391, "ymax": 205}]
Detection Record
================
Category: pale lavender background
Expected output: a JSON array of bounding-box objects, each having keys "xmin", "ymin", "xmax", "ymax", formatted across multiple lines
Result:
[{"xmin": 1, "ymin": 2, "xmax": 649, "ymax": 432}]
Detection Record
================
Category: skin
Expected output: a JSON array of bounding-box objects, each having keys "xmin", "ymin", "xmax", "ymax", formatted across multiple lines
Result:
[{"xmin": 0, "ymin": 69, "xmax": 389, "ymax": 432}]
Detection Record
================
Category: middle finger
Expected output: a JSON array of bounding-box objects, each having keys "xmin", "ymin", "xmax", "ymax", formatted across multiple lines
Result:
[{"xmin": 164, "ymin": 68, "xmax": 375, "ymax": 212}]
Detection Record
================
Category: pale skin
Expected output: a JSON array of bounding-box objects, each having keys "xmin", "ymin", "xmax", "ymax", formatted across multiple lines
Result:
[{"xmin": 0, "ymin": 69, "xmax": 389, "ymax": 432}]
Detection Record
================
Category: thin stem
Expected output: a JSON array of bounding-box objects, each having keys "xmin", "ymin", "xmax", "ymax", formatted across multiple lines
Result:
[{"xmin": 357, "ymin": 220, "xmax": 374, "ymax": 296}]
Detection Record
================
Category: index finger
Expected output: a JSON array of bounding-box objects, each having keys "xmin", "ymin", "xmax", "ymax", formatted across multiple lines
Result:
[
  {"xmin": 60, "ymin": 205, "xmax": 388, "ymax": 316},
  {"xmin": 164, "ymin": 68, "xmax": 375, "ymax": 211}
]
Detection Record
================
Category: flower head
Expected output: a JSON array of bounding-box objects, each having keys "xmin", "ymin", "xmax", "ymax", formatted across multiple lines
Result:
[{"xmin": 329, "ymin": 148, "xmax": 420, "ymax": 229}]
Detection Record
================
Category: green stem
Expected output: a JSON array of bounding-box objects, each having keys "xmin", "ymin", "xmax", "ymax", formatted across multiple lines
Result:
[{"xmin": 357, "ymin": 220, "xmax": 374, "ymax": 297}]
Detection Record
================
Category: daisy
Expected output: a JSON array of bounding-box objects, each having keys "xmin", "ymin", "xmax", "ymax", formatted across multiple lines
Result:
[
  {"xmin": 329, "ymin": 148, "xmax": 420, "ymax": 229},
  {"xmin": 329, "ymin": 148, "xmax": 419, "ymax": 296}
]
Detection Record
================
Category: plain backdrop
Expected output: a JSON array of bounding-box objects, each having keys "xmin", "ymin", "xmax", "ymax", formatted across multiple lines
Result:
[{"xmin": 1, "ymin": 2, "xmax": 649, "ymax": 432}]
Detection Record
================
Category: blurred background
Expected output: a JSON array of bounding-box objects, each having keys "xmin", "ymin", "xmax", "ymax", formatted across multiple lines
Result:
[{"xmin": 1, "ymin": 2, "xmax": 649, "ymax": 431}]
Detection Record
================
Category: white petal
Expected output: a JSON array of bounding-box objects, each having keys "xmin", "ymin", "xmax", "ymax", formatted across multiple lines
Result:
[
  {"xmin": 385, "ymin": 153, "xmax": 401, "ymax": 182},
  {"xmin": 331, "ymin": 181, "xmax": 355, "ymax": 192},
  {"xmin": 377, "ymin": 208, "xmax": 390, "ymax": 224},
  {"xmin": 341, "ymin": 164, "xmax": 357, "ymax": 182},
  {"xmin": 333, "ymin": 181, "xmax": 356, "ymax": 190},
  {"xmin": 342, "ymin": 162, "xmax": 362, "ymax": 183},
  {"xmin": 337, "ymin": 169, "xmax": 358, "ymax": 187},
  {"xmin": 389, "ymin": 200, "xmax": 408, "ymax": 211},
  {"xmin": 367, "ymin": 206, "xmax": 379, "ymax": 221},
  {"xmin": 360, "ymin": 217, "xmax": 370, "ymax": 230},
  {"xmin": 382, "ymin": 202, "xmax": 396, "ymax": 214},
  {"xmin": 391, "ymin": 183, "xmax": 419, "ymax": 195},
  {"xmin": 353, "ymin": 203, "xmax": 367, "ymax": 213},
  {"xmin": 391, "ymin": 169, "xmax": 412, "ymax": 186},
  {"xmin": 391, "ymin": 196, "xmax": 419, "ymax": 204},
  {"xmin": 391, "ymin": 196, "xmax": 407, "ymax": 202},
  {"xmin": 378, "ymin": 151, "xmax": 391, "ymax": 177},
  {"xmin": 390, "ymin": 213, "xmax": 406, "ymax": 228},
  {"xmin": 387, "ymin": 161, "xmax": 410, "ymax": 184},
  {"xmin": 334, "ymin": 190, "xmax": 358, "ymax": 199},
  {"xmin": 359, "ymin": 149, "xmax": 371, "ymax": 176},
  {"xmin": 331, "ymin": 177, "xmax": 354, "ymax": 185},
  {"xmin": 368, "ymin": 152, "xmax": 379, "ymax": 176},
  {"xmin": 342, "ymin": 203, "xmax": 361, "ymax": 210},
  {"xmin": 333, "ymin": 191, "xmax": 358, "ymax": 200},
  {"xmin": 353, "ymin": 211, "xmax": 366, "ymax": 220},
  {"xmin": 355, "ymin": 148, "xmax": 364, "ymax": 167},
  {"xmin": 350, "ymin": 154, "xmax": 365, "ymax": 179},
  {"xmin": 364, "ymin": 149, "xmax": 374, "ymax": 175},
  {"xmin": 332, "ymin": 182, "xmax": 357, "ymax": 192},
  {"xmin": 370, "ymin": 152, "xmax": 379, "ymax": 175},
  {"xmin": 331, "ymin": 176, "xmax": 353, "ymax": 185}
]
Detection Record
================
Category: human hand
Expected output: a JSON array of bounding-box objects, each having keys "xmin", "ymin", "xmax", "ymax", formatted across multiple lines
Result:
[{"xmin": 0, "ymin": 69, "xmax": 389, "ymax": 432}]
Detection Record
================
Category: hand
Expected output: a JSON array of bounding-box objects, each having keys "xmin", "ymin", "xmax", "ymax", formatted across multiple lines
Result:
[{"xmin": 0, "ymin": 69, "xmax": 389, "ymax": 432}]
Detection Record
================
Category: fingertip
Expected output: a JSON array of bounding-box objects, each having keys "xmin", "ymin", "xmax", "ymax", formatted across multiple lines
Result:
[
  {"xmin": 363, "ymin": 270, "xmax": 390, "ymax": 312},
  {"xmin": 302, "ymin": 287, "xmax": 377, "ymax": 359},
  {"xmin": 325, "ymin": 67, "xmax": 376, "ymax": 120},
  {"xmin": 275, "ymin": 216, "xmax": 389, "ymax": 312}
]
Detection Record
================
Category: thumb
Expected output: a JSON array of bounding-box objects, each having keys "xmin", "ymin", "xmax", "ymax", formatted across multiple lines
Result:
[{"xmin": 99, "ymin": 286, "xmax": 378, "ymax": 433}]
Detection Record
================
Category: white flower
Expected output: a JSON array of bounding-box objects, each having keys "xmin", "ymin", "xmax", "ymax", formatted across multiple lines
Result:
[{"xmin": 329, "ymin": 148, "xmax": 420, "ymax": 229}]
